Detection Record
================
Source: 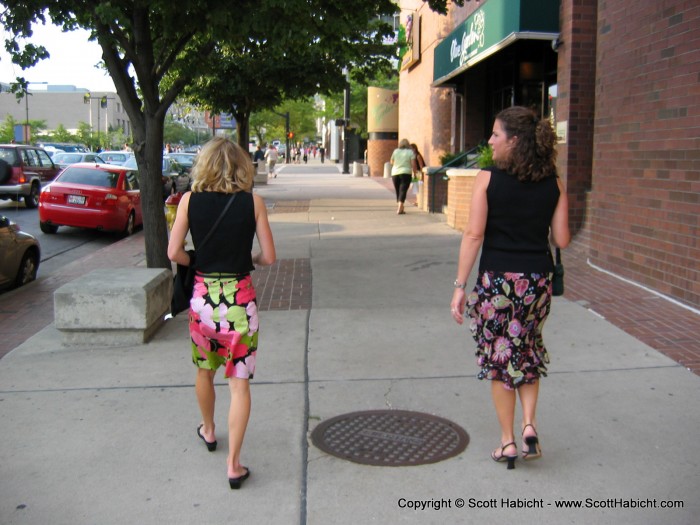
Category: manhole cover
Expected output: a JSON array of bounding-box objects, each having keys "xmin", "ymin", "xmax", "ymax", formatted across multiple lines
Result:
[{"xmin": 310, "ymin": 410, "xmax": 469, "ymax": 466}]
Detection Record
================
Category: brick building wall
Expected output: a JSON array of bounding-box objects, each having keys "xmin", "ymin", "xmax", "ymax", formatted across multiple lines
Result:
[
  {"xmin": 589, "ymin": 0, "xmax": 700, "ymax": 308},
  {"xmin": 445, "ymin": 170, "xmax": 478, "ymax": 231},
  {"xmin": 367, "ymin": 139, "xmax": 397, "ymax": 178},
  {"xmin": 555, "ymin": 0, "xmax": 598, "ymax": 235},
  {"xmin": 397, "ymin": 1, "xmax": 479, "ymax": 168}
]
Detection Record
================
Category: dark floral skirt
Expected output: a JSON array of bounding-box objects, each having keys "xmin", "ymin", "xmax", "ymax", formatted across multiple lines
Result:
[{"xmin": 466, "ymin": 271, "xmax": 552, "ymax": 390}]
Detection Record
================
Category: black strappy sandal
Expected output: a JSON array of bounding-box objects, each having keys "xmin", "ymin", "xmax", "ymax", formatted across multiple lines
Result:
[
  {"xmin": 522, "ymin": 424, "xmax": 542, "ymax": 460},
  {"xmin": 491, "ymin": 441, "xmax": 517, "ymax": 470}
]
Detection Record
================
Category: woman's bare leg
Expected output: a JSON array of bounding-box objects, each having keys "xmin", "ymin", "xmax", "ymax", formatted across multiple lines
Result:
[
  {"xmin": 227, "ymin": 377, "xmax": 251, "ymax": 478},
  {"xmin": 195, "ymin": 368, "xmax": 217, "ymax": 441},
  {"xmin": 518, "ymin": 380, "xmax": 539, "ymax": 432},
  {"xmin": 491, "ymin": 381, "xmax": 517, "ymax": 456}
]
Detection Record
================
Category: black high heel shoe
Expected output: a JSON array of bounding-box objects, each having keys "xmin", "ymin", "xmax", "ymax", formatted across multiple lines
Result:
[
  {"xmin": 197, "ymin": 424, "xmax": 217, "ymax": 452},
  {"xmin": 491, "ymin": 442, "xmax": 517, "ymax": 470},
  {"xmin": 522, "ymin": 424, "xmax": 542, "ymax": 460},
  {"xmin": 228, "ymin": 467, "xmax": 250, "ymax": 489}
]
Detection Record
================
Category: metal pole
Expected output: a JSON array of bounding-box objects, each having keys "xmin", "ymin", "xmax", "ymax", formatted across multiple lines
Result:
[
  {"xmin": 24, "ymin": 91, "xmax": 29, "ymax": 143},
  {"xmin": 342, "ymin": 72, "xmax": 350, "ymax": 174},
  {"xmin": 285, "ymin": 112, "xmax": 290, "ymax": 163}
]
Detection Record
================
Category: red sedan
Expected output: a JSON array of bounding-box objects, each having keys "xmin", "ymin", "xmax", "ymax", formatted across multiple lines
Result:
[{"xmin": 38, "ymin": 163, "xmax": 142, "ymax": 236}]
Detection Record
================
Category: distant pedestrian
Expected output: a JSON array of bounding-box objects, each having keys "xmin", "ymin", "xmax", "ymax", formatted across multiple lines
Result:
[
  {"xmin": 450, "ymin": 106, "xmax": 570, "ymax": 470},
  {"xmin": 253, "ymin": 145, "xmax": 265, "ymax": 163},
  {"xmin": 167, "ymin": 137, "xmax": 276, "ymax": 490},
  {"xmin": 410, "ymin": 144, "xmax": 425, "ymax": 206},
  {"xmin": 264, "ymin": 145, "xmax": 279, "ymax": 178},
  {"xmin": 319, "ymin": 146, "xmax": 325, "ymax": 163},
  {"xmin": 390, "ymin": 138, "xmax": 415, "ymax": 215},
  {"xmin": 303, "ymin": 148, "xmax": 308, "ymax": 164}
]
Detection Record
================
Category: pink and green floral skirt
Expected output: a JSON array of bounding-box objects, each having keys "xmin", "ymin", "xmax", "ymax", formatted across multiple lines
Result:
[
  {"xmin": 189, "ymin": 273, "xmax": 258, "ymax": 379},
  {"xmin": 466, "ymin": 271, "xmax": 552, "ymax": 390}
]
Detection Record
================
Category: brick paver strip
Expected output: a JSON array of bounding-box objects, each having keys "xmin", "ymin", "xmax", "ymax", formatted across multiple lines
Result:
[{"xmin": 0, "ymin": 231, "xmax": 311, "ymax": 360}]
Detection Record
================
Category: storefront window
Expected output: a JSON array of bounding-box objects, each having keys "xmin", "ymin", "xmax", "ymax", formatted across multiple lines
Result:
[
  {"xmin": 521, "ymin": 82, "xmax": 545, "ymax": 116},
  {"xmin": 548, "ymin": 84, "xmax": 557, "ymax": 127}
]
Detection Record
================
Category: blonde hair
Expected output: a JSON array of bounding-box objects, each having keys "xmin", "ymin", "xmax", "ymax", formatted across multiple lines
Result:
[
  {"xmin": 190, "ymin": 137, "xmax": 254, "ymax": 193},
  {"xmin": 398, "ymin": 138, "xmax": 410, "ymax": 149}
]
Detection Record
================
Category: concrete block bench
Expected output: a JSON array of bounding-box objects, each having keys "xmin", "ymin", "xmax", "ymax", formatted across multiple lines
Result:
[
  {"xmin": 253, "ymin": 161, "xmax": 268, "ymax": 185},
  {"xmin": 54, "ymin": 268, "xmax": 172, "ymax": 345}
]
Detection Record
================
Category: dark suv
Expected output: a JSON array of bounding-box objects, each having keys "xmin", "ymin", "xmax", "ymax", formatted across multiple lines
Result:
[{"xmin": 0, "ymin": 145, "xmax": 60, "ymax": 208}]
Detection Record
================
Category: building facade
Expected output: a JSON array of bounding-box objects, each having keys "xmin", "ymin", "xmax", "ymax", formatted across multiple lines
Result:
[
  {"xmin": 0, "ymin": 83, "xmax": 131, "ymax": 141},
  {"xmin": 397, "ymin": 0, "xmax": 699, "ymax": 309}
]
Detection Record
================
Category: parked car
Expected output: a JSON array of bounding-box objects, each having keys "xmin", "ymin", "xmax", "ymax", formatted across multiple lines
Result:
[
  {"xmin": 122, "ymin": 156, "xmax": 188, "ymax": 198},
  {"xmin": 42, "ymin": 146, "xmax": 64, "ymax": 158},
  {"xmin": 0, "ymin": 216, "xmax": 40, "ymax": 290},
  {"xmin": 38, "ymin": 163, "xmax": 142, "ymax": 236},
  {"xmin": 0, "ymin": 144, "xmax": 60, "ymax": 208},
  {"xmin": 52, "ymin": 152, "xmax": 106, "ymax": 170},
  {"xmin": 37, "ymin": 142, "xmax": 89, "ymax": 154},
  {"xmin": 99, "ymin": 150, "xmax": 134, "ymax": 166},
  {"xmin": 166, "ymin": 152, "xmax": 197, "ymax": 173}
]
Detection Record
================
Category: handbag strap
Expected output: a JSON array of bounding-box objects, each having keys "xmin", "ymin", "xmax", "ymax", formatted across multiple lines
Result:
[
  {"xmin": 195, "ymin": 192, "xmax": 237, "ymax": 251},
  {"xmin": 555, "ymin": 247, "xmax": 562, "ymax": 265}
]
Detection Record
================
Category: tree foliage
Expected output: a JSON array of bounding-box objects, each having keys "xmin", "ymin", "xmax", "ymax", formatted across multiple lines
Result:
[
  {"xmin": 1, "ymin": 1, "xmax": 256, "ymax": 268},
  {"xmin": 1, "ymin": 0, "xmax": 399, "ymax": 268},
  {"xmin": 183, "ymin": 0, "xmax": 397, "ymax": 151},
  {"xmin": 425, "ymin": 0, "xmax": 465, "ymax": 15}
]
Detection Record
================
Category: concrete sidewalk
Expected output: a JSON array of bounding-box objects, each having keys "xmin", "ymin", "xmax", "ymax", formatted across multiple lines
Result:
[{"xmin": 1, "ymin": 164, "xmax": 698, "ymax": 525}]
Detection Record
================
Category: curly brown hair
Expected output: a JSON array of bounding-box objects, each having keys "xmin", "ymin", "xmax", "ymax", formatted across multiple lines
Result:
[{"xmin": 494, "ymin": 106, "xmax": 558, "ymax": 182}]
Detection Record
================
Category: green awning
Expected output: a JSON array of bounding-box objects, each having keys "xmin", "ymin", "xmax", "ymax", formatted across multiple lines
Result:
[{"xmin": 433, "ymin": 0, "xmax": 560, "ymax": 85}]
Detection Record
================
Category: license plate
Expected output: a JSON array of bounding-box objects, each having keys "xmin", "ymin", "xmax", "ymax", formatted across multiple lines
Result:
[{"xmin": 67, "ymin": 194, "xmax": 86, "ymax": 205}]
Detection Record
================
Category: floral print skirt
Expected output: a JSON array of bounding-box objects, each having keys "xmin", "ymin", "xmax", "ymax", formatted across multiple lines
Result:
[
  {"xmin": 466, "ymin": 271, "xmax": 552, "ymax": 390},
  {"xmin": 189, "ymin": 273, "xmax": 258, "ymax": 379}
]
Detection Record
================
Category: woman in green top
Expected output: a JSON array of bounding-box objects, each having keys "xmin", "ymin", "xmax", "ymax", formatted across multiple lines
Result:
[{"xmin": 390, "ymin": 138, "xmax": 416, "ymax": 214}]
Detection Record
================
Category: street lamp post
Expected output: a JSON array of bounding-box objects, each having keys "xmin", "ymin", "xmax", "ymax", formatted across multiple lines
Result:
[
  {"xmin": 23, "ymin": 90, "xmax": 30, "ymax": 143},
  {"xmin": 342, "ymin": 68, "xmax": 351, "ymax": 174},
  {"xmin": 84, "ymin": 93, "xmax": 112, "ymax": 150}
]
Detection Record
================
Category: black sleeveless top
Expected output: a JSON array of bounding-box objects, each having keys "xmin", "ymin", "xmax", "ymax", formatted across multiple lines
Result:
[
  {"xmin": 188, "ymin": 191, "xmax": 255, "ymax": 275},
  {"xmin": 479, "ymin": 168, "xmax": 560, "ymax": 273}
]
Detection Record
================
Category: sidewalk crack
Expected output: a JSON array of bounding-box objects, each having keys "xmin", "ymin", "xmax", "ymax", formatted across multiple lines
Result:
[{"xmin": 384, "ymin": 380, "xmax": 395, "ymax": 409}]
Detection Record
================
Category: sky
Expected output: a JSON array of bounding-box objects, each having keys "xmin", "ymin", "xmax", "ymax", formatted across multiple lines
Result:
[{"xmin": 0, "ymin": 22, "xmax": 116, "ymax": 92}]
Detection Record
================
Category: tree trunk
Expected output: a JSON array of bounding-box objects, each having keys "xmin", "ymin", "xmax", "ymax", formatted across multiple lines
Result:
[
  {"xmin": 235, "ymin": 110, "xmax": 251, "ymax": 154},
  {"xmin": 134, "ymin": 116, "xmax": 171, "ymax": 269}
]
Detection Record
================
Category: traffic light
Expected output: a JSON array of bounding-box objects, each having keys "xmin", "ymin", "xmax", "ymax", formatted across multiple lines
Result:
[
  {"xmin": 287, "ymin": 131, "xmax": 294, "ymax": 139},
  {"xmin": 84, "ymin": 92, "xmax": 91, "ymax": 104},
  {"xmin": 100, "ymin": 96, "xmax": 108, "ymax": 108}
]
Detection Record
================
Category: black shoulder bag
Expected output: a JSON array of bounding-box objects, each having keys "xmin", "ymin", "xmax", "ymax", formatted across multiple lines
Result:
[
  {"xmin": 170, "ymin": 193, "xmax": 237, "ymax": 316},
  {"xmin": 551, "ymin": 247, "xmax": 564, "ymax": 296}
]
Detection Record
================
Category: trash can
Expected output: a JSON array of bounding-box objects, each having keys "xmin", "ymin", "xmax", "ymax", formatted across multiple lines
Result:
[
  {"xmin": 383, "ymin": 161, "xmax": 392, "ymax": 178},
  {"xmin": 353, "ymin": 161, "xmax": 364, "ymax": 177},
  {"xmin": 164, "ymin": 193, "xmax": 182, "ymax": 231}
]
